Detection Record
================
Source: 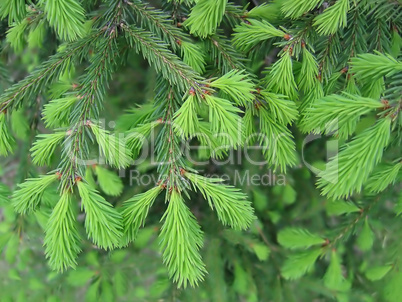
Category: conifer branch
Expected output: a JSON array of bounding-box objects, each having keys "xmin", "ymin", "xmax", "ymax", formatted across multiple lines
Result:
[
  {"xmin": 122, "ymin": 24, "xmax": 204, "ymax": 93},
  {"xmin": 44, "ymin": 192, "xmax": 82, "ymax": 272},
  {"xmin": 159, "ymin": 190, "xmax": 206, "ymax": 288},
  {"xmin": 317, "ymin": 117, "xmax": 392, "ymax": 198},
  {"xmin": 12, "ymin": 174, "xmax": 59, "ymax": 214},
  {"xmin": 77, "ymin": 181, "xmax": 123, "ymax": 249},
  {"xmin": 184, "ymin": 0, "xmax": 228, "ymax": 38},
  {"xmin": 185, "ymin": 172, "xmax": 255, "ymax": 230},
  {"xmin": 0, "ymin": 32, "xmax": 104, "ymax": 111}
]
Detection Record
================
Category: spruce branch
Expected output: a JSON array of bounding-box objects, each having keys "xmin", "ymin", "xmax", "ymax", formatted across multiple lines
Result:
[
  {"xmin": 173, "ymin": 95, "xmax": 201, "ymax": 139},
  {"xmin": 259, "ymin": 91, "xmax": 298, "ymax": 125},
  {"xmin": 206, "ymin": 34, "xmax": 246, "ymax": 73},
  {"xmin": 184, "ymin": 0, "xmax": 227, "ymax": 38},
  {"xmin": 159, "ymin": 190, "xmax": 206, "ymax": 288},
  {"xmin": 90, "ymin": 122, "xmax": 132, "ymax": 169},
  {"xmin": 122, "ymin": 186, "xmax": 162, "ymax": 244},
  {"xmin": 365, "ymin": 162, "xmax": 402, "ymax": 193},
  {"xmin": 42, "ymin": 96, "xmax": 79, "ymax": 128},
  {"xmin": 39, "ymin": 0, "xmax": 86, "ymax": 41},
  {"xmin": 125, "ymin": 120, "xmax": 162, "ymax": 156},
  {"xmin": 0, "ymin": 112, "xmax": 15, "ymax": 156},
  {"xmin": 209, "ymin": 70, "xmax": 256, "ymax": 106},
  {"xmin": 12, "ymin": 174, "xmax": 59, "ymax": 214},
  {"xmin": 281, "ymin": 0, "xmax": 322, "ymax": 19},
  {"xmin": 258, "ymin": 107, "xmax": 297, "ymax": 173},
  {"xmin": 44, "ymin": 192, "xmax": 82, "ymax": 272},
  {"xmin": 317, "ymin": 117, "xmax": 392, "ymax": 198},
  {"xmin": 127, "ymin": 0, "xmax": 188, "ymax": 51},
  {"xmin": 0, "ymin": 31, "xmax": 104, "ymax": 111},
  {"xmin": 122, "ymin": 24, "xmax": 204, "ymax": 93},
  {"xmin": 232, "ymin": 19, "xmax": 285, "ymax": 52},
  {"xmin": 31, "ymin": 132, "xmax": 66, "ymax": 166},
  {"xmin": 0, "ymin": 0, "xmax": 26, "ymax": 24},
  {"xmin": 266, "ymin": 51, "xmax": 298, "ymax": 101},
  {"xmin": 77, "ymin": 181, "xmax": 123, "ymax": 249},
  {"xmin": 298, "ymin": 47, "xmax": 319, "ymax": 93},
  {"xmin": 277, "ymin": 228, "xmax": 326, "ymax": 250},
  {"xmin": 350, "ymin": 52, "xmax": 402, "ymax": 81},
  {"xmin": 185, "ymin": 172, "xmax": 255, "ymax": 230},
  {"xmin": 314, "ymin": 0, "xmax": 351, "ymax": 35},
  {"xmin": 300, "ymin": 93, "xmax": 384, "ymax": 138},
  {"xmin": 204, "ymin": 95, "xmax": 244, "ymax": 148}
]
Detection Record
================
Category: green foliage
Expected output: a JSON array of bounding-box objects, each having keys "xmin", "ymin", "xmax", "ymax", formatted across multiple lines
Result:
[
  {"xmin": 356, "ymin": 218, "xmax": 374, "ymax": 251},
  {"xmin": 323, "ymin": 250, "xmax": 351, "ymax": 291},
  {"xmin": 31, "ymin": 132, "xmax": 66, "ymax": 166},
  {"xmin": 42, "ymin": 96, "xmax": 78, "ymax": 128},
  {"xmin": 314, "ymin": 0, "xmax": 351, "ymax": 35},
  {"xmin": 184, "ymin": 0, "xmax": 227, "ymax": 38},
  {"xmin": 281, "ymin": 0, "xmax": 322, "ymax": 19},
  {"xmin": 277, "ymin": 228, "xmax": 325, "ymax": 250},
  {"xmin": 0, "ymin": 112, "xmax": 15, "ymax": 156},
  {"xmin": 12, "ymin": 174, "xmax": 58, "ymax": 214},
  {"xmin": 44, "ymin": 192, "xmax": 81, "ymax": 272},
  {"xmin": 301, "ymin": 93, "xmax": 384, "ymax": 138},
  {"xmin": 94, "ymin": 165, "xmax": 123, "ymax": 196},
  {"xmin": 0, "ymin": 0, "xmax": 401, "ymax": 300},
  {"xmin": 204, "ymin": 95, "xmax": 244, "ymax": 147},
  {"xmin": 266, "ymin": 52, "xmax": 298, "ymax": 100},
  {"xmin": 0, "ymin": 0, "xmax": 26, "ymax": 24},
  {"xmin": 39, "ymin": 0, "xmax": 86, "ymax": 41},
  {"xmin": 317, "ymin": 118, "xmax": 392, "ymax": 199},
  {"xmin": 281, "ymin": 249, "xmax": 323, "ymax": 280},
  {"xmin": 209, "ymin": 70, "xmax": 255, "ymax": 106},
  {"xmin": 365, "ymin": 162, "xmax": 402, "ymax": 193},
  {"xmin": 122, "ymin": 186, "xmax": 162, "ymax": 243},
  {"xmin": 185, "ymin": 172, "xmax": 255, "ymax": 230},
  {"xmin": 90, "ymin": 122, "xmax": 131, "ymax": 169},
  {"xmin": 258, "ymin": 107, "xmax": 297, "ymax": 172},
  {"xmin": 233, "ymin": 19, "xmax": 285, "ymax": 52},
  {"xmin": 365, "ymin": 265, "xmax": 393, "ymax": 281},
  {"xmin": 77, "ymin": 181, "xmax": 123, "ymax": 249},
  {"xmin": 159, "ymin": 190, "xmax": 206, "ymax": 288}
]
